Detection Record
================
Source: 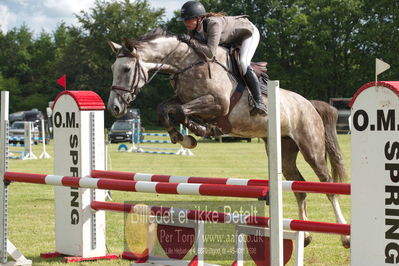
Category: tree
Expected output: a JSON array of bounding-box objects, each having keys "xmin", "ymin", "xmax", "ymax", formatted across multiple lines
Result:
[
  {"xmin": 1, "ymin": 0, "xmax": 398, "ymax": 126},
  {"xmin": 0, "ymin": 74, "xmax": 21, "ymax": 113},
  {"xmin": 355, "ymin": 0, "xmax": 399, "ymax": 82},
  {"xmin": 56, "ymin": 0, "xmax": 165, "ymax": 126}
]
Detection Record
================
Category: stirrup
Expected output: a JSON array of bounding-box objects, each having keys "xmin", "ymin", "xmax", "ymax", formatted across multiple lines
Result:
[{"xmin": 250, "ymin": 103, "xmax": 267, "ymax": 116}]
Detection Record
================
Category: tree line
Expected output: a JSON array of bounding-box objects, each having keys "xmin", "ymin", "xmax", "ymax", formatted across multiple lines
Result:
[{"xmin": 0, "ymin": 0, "xmax": 397, "ymax": 127}]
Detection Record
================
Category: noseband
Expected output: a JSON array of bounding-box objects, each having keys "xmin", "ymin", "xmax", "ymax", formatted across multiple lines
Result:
[
  {"xmin": 111, "ymin": 42, "xmax": 181, "ymax": 105},
  {"xmin": 111, "ymin": 52, "xmax": 145, "ymax": 105}
]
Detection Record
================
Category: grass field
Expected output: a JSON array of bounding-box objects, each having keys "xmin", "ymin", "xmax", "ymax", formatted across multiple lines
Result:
[{"xmin": 6, "ymin": 135, "xmax": 351, "ymax": 265}]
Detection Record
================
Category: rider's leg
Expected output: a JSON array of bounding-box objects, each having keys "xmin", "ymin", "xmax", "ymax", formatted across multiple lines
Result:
[
  {"xmin": 240, "ymin": 23, "xmax": 267, "ymax": 116},
  {"xmin": 244, "ymin": 66, "xmax": 267, "ymax": 115}
]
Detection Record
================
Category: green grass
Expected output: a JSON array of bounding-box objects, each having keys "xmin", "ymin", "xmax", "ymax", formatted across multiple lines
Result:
[{"xmin": 6, "ymin": 135, "xmax": 351, "ymax": 265}]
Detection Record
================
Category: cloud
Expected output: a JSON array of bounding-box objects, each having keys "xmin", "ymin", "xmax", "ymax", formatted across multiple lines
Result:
[
  {"xmin": 6, "ymin": 0, "xmax": 29, "ymax": 7},
  {"xmin": 29, "ymin": 12, "xmax": 62, "ymax": 33},
  {"xmin": 0, "ymin": 4, "xmax": 17, "ymax": 33},
  {"xmin": 0, "ymin": 0, "xmax": 94, "ymax": 34},
  {"xmin": 150, "ymin": 0, "xmax": 184, "ymax": 18},
  {"xmin": 42, "ymin": 0, "xmax": 96, "ymax": 17},
  {"xmin": 0, "ymin": 0, "xmax": 186, "ymax": 35}
]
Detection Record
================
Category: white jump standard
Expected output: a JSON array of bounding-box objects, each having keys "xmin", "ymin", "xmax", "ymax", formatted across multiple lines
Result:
[
  {"xmin": 8, "ymin": 122, "xmax": 37, "ymax": 160},
  {"xmin": 43, "ymin": 90, "xmax": 117, "ymax": 262},
  {"xmin": 350, "ymin": 81, "xmax": 399, "ymax": 266},
  {"xmin": 7, "ymin": 119, "xmax": 50, "ymax": 160},
  {"xmin": 0, "ymin": 91, "xmax": 32, "ymax": 265}
]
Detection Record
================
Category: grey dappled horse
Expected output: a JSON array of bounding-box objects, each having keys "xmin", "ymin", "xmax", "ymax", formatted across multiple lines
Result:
[{"xmin": 107, "ymin": 28, "xmax": 350, "ymax": 248}]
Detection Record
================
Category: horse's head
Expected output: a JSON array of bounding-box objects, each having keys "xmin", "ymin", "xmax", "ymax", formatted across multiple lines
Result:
[
  {"xmin": 108, "ymin": 28, "xmax": 185, "ymax": 118},
  {"xmin": 108, "ymin": 39, "xmax": 150, "ymax": 118}
]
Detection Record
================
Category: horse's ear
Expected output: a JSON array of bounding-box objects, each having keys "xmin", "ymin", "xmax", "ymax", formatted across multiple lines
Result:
[
  {"xmin": 124, "ymin": 38, "xmax": 138, "ymax": 53},
  {"xmin": 108, "ymin": 41, "xmax": 122, "ymax": 53}
]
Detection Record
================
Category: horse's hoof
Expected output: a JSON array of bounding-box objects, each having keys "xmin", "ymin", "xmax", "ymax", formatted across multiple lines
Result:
[
  {"xmin": 180, "ymin": 135, "xmax": 197, "ymax": 149},
  {"xmin": 169, "ymin": 132, "xmax": 183, "ymax": 144},
  {"xmin": 342, "ymin": 236, "xmax": 350, "ymax": 248},
  {"xmin": 304, "ymin": 234, "xmax": 312, "ymax": 247}
]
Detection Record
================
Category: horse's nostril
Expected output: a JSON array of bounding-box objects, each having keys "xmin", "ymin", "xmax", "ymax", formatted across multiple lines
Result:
[{"xmin": 113, "ymin": 105, "xmax": 120, "ymax": 113}]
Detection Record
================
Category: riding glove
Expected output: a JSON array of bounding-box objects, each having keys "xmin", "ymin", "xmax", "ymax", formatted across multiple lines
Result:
[{"xmin": 178, "ymin": 34, "xmax": 192, "ymax": 44}]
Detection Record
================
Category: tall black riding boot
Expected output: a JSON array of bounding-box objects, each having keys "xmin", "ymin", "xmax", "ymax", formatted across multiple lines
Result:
[{"xmin": 244, "ymin": 66, "xmax": 267, "ymax": 116}]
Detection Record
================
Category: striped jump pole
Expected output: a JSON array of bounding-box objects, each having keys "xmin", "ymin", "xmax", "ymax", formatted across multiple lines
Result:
[
  {"xmin": 130, "ymin": 120, "xmax": 193, "ymax": 156},
  {"xmin": 141, "ymin": 133, "xmax": 169, "ymax": 137},
  {"xmin": 91, "ymin": 201, "xmax": 350, "ymax": 236},
  {"xmin": 91, "ymin": 170, "xmax": 350, "ymax": 195},
  {"xmin": 131, "ymin": 150, "xmax": 178, "ymax": 155},
  {"xmin": 4, "ymin": 172, "xmax": 268, "ymax": 199},
  {"xmin": 9, "ymin": 143, "xmax": 25, "ymax": 147},
  {"xmin": 140, "ymin": 140, "xmax": 172, "ymax": 144}
]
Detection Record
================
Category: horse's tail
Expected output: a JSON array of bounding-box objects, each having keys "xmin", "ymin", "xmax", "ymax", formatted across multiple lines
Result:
[{"xmin": 310, "ymin": 100, "xmax": 348, "ymax": 183}]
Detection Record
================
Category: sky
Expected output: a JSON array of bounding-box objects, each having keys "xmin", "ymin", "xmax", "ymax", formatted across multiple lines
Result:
[{"xmin": 0, "ymin": 0, "xmax": 187, "ymax": 35}]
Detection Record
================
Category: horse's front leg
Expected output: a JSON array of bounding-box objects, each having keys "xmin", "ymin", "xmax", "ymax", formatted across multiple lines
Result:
[
  {"xmin": 180, "ymin": 94, "xmax": 226, "ymax": 139},
  {"xmin": 157, "ymin": 97, "xmax": 197, "ymax": 149}
]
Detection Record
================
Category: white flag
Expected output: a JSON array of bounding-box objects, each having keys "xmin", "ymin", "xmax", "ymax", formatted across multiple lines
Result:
[{"xmin": 376, "ymin": 58, "xmax": 390, "ymax": 76}]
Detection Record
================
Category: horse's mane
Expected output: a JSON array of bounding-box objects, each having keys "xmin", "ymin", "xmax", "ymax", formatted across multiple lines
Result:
[
  {"xmin": 139, "ymin": 27, "xmax": 176, "ymax": 41},
  {"xmin": 123, "ymin": 27, "xmax": 176, "ymax": 53}
]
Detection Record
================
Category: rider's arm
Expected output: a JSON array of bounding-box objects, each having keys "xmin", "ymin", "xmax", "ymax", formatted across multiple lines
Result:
[{"xmin": 190, "ymin": 19, "xmax": 221, "ymax": 60}]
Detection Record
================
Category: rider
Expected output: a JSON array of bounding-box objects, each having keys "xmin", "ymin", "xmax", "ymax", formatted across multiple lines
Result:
[{"xmin": 177, "ymin": 1, "xmax": 268, "ymax": 116}]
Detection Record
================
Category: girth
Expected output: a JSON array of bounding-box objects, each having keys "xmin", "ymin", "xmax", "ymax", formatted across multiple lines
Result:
[{"xmin": 214, "ymin": 49, "xmax": 268, "ymax": 133}]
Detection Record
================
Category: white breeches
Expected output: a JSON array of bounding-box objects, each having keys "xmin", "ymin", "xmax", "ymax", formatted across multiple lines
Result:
[{"xmin": 239, "ymin": 23, "xmax": 260, "ymax": 74}]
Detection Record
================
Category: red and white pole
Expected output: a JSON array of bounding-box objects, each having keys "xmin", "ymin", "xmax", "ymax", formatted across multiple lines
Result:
[
  {"xmin": 91, "ymin": 170, "xmax": 350, "ymax": 195},
  {"xmin": 4, "ymin": 172, "xmax": 268, "ymax": 199},
  {"xmin": 90, "ymin": 201, "xmax": 350, "ymax": 235}
]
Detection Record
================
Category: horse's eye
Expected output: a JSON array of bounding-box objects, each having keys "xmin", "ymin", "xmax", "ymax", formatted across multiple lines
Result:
[{"xmin": 124, "ymin": 67, "xmax": 131, "ymax": 73}]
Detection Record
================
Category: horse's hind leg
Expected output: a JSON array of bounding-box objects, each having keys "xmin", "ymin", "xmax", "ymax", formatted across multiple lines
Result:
[
  {"xmin": 295, "ymin": 133, "xmax": 350, "ymax": 248},
  {"xmin": 279, "ymin": 137, "xmax": 313, "ymax": 247}
]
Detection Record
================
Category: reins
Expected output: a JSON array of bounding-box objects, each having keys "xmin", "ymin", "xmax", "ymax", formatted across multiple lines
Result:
[
  {"xmin": 111, "ymin": 37, "xmax": 234, "ymax": 101},
  {"xmin": 170, "ymin": 56, "xmax": 235, "ymax": 89},
  {"xmin": 111, "ymin": 41, "xmax": 182, "ymax": 103}
]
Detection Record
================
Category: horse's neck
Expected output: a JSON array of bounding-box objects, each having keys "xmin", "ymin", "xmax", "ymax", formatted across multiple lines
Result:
[{"xmin": 139, "ymin": 37, "xmax": 201, "ymax": 73}]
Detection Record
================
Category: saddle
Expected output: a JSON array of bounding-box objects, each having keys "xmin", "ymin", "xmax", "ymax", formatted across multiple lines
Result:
[
  {"xmin": 229, "ymin": 48, "xmax": 269, "ymax": 93},
  {"xmin": 214, "ymin": 48, "xmax": 269, "ymax": 133}
]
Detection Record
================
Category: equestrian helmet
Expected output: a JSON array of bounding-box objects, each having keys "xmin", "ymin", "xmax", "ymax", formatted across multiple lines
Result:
[{"xmin": 177, "ymin": 1, "xmax": 206, "ymax": 21}]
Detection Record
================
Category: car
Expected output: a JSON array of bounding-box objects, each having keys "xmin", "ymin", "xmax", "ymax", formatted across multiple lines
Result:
[
  {"xmin": 108, "ymin": 108, "xmax": 141, "ymax": 143},
  {"xmin": 9, "ymin": 121, "xmax": 40, "ymax": 144},
  {"xmin": 9, "ymin": 108, "xmax": 51, "ymax": 144},
  {"xmin": 120, "ymin": 108, "xmax": 140, "ymax": 121},
  {"xmin": 337, "ymin": 109, "xmax": 351, "ymax": 133},
  {"xmin": 108, "ymin": 120, "xmax": 135, "ymax": 143},
  {"xmin": 329, "ymin": 98, "xmax": 351, "ymax": 134}
]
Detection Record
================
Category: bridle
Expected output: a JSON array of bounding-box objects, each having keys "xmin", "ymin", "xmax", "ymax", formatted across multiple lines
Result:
[{"xmin": 111, "ymin": 42, "xmax": 181, "ymax": 105}]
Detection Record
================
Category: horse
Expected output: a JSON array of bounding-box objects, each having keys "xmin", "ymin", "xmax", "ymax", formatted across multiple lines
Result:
[{"xmin": 107, "ymin": 28, "xmax": 350, "ymax": 248}]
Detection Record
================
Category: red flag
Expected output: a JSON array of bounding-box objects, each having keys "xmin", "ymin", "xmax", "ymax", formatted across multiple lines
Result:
[{"xmin": 56, "ymin": 75, "xmax": 66, "ymax": 90}]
